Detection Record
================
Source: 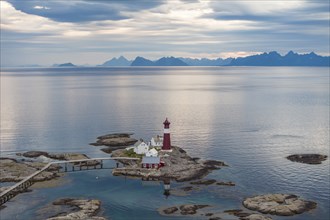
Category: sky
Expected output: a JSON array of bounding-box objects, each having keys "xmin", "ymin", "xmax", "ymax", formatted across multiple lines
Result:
[{"xmin": 1, "ymin": 0, "xmax": 329, "ymax": 66}]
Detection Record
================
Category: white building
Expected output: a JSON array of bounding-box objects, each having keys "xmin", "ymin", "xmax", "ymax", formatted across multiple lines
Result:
[
  {"xmin": 133, "ymin": 141, "xmax": 149, "ymax": 155},
  {"xmin": 146, "ymin": 148, "xmax": 158, "ymax": 157},
  {"xmin": 150, "ymin": 135, "xmax": 163, "ymax": 147}
]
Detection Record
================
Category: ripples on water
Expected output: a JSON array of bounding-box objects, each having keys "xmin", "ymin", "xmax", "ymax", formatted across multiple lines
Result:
[{"xmin": 0, "ymin": 67, "xmax": 329, "ymax": 219}]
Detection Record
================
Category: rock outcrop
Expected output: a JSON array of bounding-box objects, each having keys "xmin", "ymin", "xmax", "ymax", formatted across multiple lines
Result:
[
  {"xmin": 0, "ymin": 158, "xmax": 60, "ymax": 182},
  {"xmin": 243, "ymin": 194, "xmax": 317, "ymax": 216},
  {"xmin": 190, "ymin": 179, "xmax": 235, "ymax": 186},
  {"xmin": 90, "ymin": 133, "xmax": 138, "ymax": 153},
  {"xmin": 159, "ymin": 204, "xmax": 209, "ymax": 216},
  {"xmin": 286, "ymin": 154, "xmax": 327, "ymax": 164},
  {"xmin": 18, "ymin": 151, "xmax": 100, "ymax": 166},
  {"xmin": 46, "ymin": 198, "xmax": 106, "ymax": 220}
]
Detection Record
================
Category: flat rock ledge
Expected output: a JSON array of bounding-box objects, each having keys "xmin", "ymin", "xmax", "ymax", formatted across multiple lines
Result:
[
  {"xmin": 224, "ymin": 209, "xmax": 272, "ymax": 220},
  {"xmin": 159, "ymin": 204, "xmax": 209, "ymax": 216},
  {"xmin": 191, "ymin": 179, "xmax": 235, "ymax": 186},
  {"xmin": 286, "ymin": 154, "xmax": 327, "ymax": 164},
  {"xmin": 17, "ymin": 151, "xmax": 100, "ymax": 166},
  {"xmin": 90, "ymin": 133, "xmax": 138, "ymax": 153},
  {"xmin": 243, "ymin": 194, "xmax": 317, "ymax": 216},
  {"xmin": 112, "ymin": 146, "xmax": 228, "ymax": 182},
  {"xmin": 0, "ymin": 158, "xmax": 60, "ymax": 182},
  {"xmin": 46, "ymin": 198, "xmax": 106, "ymax": 220}
]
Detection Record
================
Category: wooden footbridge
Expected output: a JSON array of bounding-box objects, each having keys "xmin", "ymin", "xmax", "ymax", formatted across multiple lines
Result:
[{"xmin": 0, "ymin": 157, "xmax": 139, "ymax": 206}]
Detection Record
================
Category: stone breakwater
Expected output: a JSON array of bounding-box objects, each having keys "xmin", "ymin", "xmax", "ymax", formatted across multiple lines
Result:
[{"xmin": 111, "ymin": 146, "xmax": 227, "ymax": 182}]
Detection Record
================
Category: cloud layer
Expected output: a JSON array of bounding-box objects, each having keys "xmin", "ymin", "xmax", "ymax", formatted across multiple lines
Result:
[{"xmin": 1, "ymin": 0, "xmax": 329, "ymax": 66}]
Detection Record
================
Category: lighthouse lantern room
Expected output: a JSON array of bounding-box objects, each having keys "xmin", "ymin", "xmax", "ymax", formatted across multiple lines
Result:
[{"xmin": 162, "ymin": 118, "xmax": 171, "ymax": 151}]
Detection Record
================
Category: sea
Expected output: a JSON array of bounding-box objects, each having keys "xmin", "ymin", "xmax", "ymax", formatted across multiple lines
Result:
[{"xmin": 0, "ymin": 67, "xmax": 329, "ymax": 220}]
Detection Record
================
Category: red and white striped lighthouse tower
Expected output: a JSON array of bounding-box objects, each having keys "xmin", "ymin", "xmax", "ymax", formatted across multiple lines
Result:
[{"xmin": 162, "ymin": 118, "xmax": 171, "ymax": 150}]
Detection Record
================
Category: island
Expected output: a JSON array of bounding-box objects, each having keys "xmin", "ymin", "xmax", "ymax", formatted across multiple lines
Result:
[
  {"xmin": 111, "ymin": 145, "xmax": 227, "ymax": 182},
  {"xmin": 286, "ymin": 154, "xmax": 327, "ymax": 164},
  {"xmin": 45, "ymin": 198, "xmax": 105, "ymax": 220}
]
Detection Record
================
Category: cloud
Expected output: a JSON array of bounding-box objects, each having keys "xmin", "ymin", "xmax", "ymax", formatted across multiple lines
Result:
[
  {"xmin": 1, "ymin": 0, "xmax": 329, "ymax": 66},
  {"xmin": 6, "ymin": 0, "xmax": 165, "ymax": 22},
  {"xmin": 33, "ymin": 5, "xmax": 50, "ymax": 10}
]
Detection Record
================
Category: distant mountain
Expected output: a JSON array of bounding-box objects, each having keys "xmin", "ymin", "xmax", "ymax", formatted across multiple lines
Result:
[
  {"xmin": 179, "ymin": 57, "xmax": 233, "ymax": 66},
  {"xmin": 131, "ymin": 56, "xmax": 155, "ymax": 66},
  {"xmin": 154, "ymin": 57, "xmax": 188, "ymax": 66},
  {"xmin": 102, "ymin": 56, "xmax": 132, "ymax": 66},
  {"xmin": 54, "ymin": 62, "xmax": 76, "ymax": 67},
  {"xmin": 229, "ymin": 51, "xmax": 330, "ymax": 66},
  {"xmin": 131, "ymin": 56, "xmax": 188, "ymax": 66}
]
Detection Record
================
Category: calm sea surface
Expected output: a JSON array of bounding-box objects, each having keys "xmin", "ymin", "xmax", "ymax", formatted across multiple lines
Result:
[{"xmin": 0, "ymin": 67, "xmax": 329, "ymax": 220}]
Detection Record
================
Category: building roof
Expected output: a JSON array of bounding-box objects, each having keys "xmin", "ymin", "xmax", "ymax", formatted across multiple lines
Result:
[
  {"xmin": 142, "ymin": 156, "xmax": 160, "ymax": 164},
  {"xmin": 148, "ymin": 148, "xmax": 158, "ymax": 154},
  {"xmin": 134, "ymin": 140, "xmax": 143, "ymax": 147},
  {"xmin": 152, "ymin": 135, "xmax": 163, "ymax": 142}
]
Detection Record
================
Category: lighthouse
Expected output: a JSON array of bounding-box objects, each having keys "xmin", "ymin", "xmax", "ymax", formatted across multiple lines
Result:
[{"xmin": 162, "ymin": 118, "xmax": 171, "ymax": 150}]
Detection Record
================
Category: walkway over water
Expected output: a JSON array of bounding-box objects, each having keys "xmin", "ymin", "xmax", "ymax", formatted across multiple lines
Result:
[{"xmin": 0, "ymin": 157, "xmax": 139, "ymax": 206}]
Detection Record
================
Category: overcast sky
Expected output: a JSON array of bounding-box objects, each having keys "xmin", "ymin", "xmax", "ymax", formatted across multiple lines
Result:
[{"xmin": 1, "ymin": 0, "xmax": 329, "ymax": 66}]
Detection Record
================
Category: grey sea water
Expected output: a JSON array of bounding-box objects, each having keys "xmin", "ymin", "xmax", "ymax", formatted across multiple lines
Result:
[{"xmin": 0, "ymin": 66, "xmax": 329, "ymax": 219}]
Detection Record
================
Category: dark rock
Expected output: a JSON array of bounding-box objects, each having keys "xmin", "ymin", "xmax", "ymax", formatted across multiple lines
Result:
[
  {"xmin": 181, "ymin": 186, "xmax": 194, "ymax": 191},
  {"xmin": 179, "ymin": 204, "xmax": 209, "ymax": 215},
  {"xmin": 216, "ymin": 181, "xmax": 235, "ymax": 186},
  {"xmin": 191, "ymin": 179, "xmax": 217, "ymax": 185},
  {"xmin": 163, "ymin": 206, "xmax": 179, "ymax": 214},
  {"xmin": 52, "ymin": 198, "xmax": 75, "ymax": 205},
  {"xmin": 97, "ymin": 133, "xmax": 134, "ymax": 139},
  {"xmin": 203, "ymin": 160, "xmax": 228, "ymax": 167},
  {"xmin": 91, "ymin": 133, "xmax": 138, "ymax": 148},
  {"xmin": 209, "ymin": 217, "xmax": 222, "ymax": 220},
  {"xmin": 286, "ymin": 154, "xmax": 327, "ymax": 164},
  {"xmin": 224, "ymin": 209, "xmax": 250, "ymax": 217},
  {"xmin": 22, "ymin": 151, "xmax": 49, "ymax": 158},
  {"xmin": 205, "ymin": 213, "xmax": 213, "ymax": 216}
]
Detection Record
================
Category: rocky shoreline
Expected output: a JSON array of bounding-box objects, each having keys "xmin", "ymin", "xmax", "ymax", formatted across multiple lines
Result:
[
  {"xmin": 158, "ymin": 193, "xmax": 317, "ymax": 220},
  {"xmin": 158, "ymin": 204, "xmax": 274, "ymax": 220},
  {"xmin": 111, "ymin": 146, "xmax": 228, "ymax": 182}
]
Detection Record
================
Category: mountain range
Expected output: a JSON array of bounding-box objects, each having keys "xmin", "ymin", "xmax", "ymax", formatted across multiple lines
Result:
[
  {"xmin": 100, "ymin": 52, "xmax": 329, "ymax": 67},
  {"xmin": 53, "ymin": 62, "xmax": 76, "ymax": 67},
  {"xmin": 51, "ymin": 51, "xmax": 329, "ymax": 67},
  {"xmin": 229, "ymin": 51, "xmax": 329, "ymax": 66},
  {"xmin": 179, "ymin": 57, "xmax": 233, "ymax": 66},
  {"xmin": 101, "ymin": 56, "xmax": 132, "ymax": 66},
  {"xmin": 130, "ymin": 56, "xmax": 188, "ymax": 66}
]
